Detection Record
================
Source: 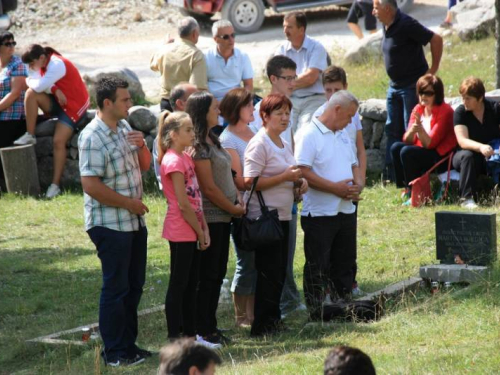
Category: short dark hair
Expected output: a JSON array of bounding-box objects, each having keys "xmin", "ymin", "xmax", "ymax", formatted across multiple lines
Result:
[
  {"xmin": 459, "ymin": 76, "xmax": 485, "ymax": 101},
  {"xmin": 0, "ymin": 31, "xmax": 14, "ymax": 45},
  {"xmin": 259, "ymin": 93, "xmax": 292, "ymax": 126},
  {"xmin": 266, "ymin": 55, "xmax": 297, "ymax": 80},
  {"xmin": 95, "ymin": 77, "xmax": 129, "ymax": 109},
  {"xmin": 416, "ymin": 74, "xmax": 445, "ymax": 105},
  {"xmin": 284, "ymin": 11, "xmax": 307, "ymax": 30},
  {"xmin": 324, "ymin": 346, "xmax": 376, "ymax": 375},
  {"xmin": 170, "ymin": 84, "xmax": 188, "ymax": 111},
  {"xmin": 323, "ymin": 65, "xmax": 347, "ymax": 86},
  {"xmin": 219, "ymin": 88, "xmax": 253, "ymax": 125},
  {"xmin": 21, "ymin": 44, "xmax": 60, "ymax": 64},
  {"xmin": 158, "ymin": 338, "xmax": 222, "ymax": 375}
]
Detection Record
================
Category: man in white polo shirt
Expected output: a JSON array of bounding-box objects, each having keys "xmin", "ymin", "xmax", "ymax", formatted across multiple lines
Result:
[
  {"xmin": 205, "ymin": 20, "xmax": 253, "ymax": 102},
  {"xmin": 275, "ymin": 11, "xmax": 328, "ymax": 134},
  {"xmin": 295, "ymin": 90, "xmax": 362, "ymax": 321}
]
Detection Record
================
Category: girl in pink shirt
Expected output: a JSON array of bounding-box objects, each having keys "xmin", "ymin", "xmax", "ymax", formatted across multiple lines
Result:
[{"xmin": 157, "ymin": 111, "xmax": 210, "ymax": 340}]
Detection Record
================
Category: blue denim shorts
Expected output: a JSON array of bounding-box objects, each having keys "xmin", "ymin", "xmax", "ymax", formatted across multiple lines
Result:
[{"xmin": 49, "ymin": 95, "xmax": 87, "ymax": 130}]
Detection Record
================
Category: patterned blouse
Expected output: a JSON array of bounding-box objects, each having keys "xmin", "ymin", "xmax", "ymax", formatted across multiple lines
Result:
[{"xmin": 0, "ymin": 55, "xmax": 27, "ymax": 121}]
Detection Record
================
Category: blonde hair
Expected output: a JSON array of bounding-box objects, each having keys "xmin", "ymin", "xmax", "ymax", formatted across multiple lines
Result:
[{"xmin": 156, "ymin": 111, "xmax": 191, "ymax": 163}]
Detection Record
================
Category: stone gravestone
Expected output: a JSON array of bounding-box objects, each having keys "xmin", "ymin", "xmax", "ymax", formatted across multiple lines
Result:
[{"xmin": 435, "ymin": 211, "xmax": 497, "ymax": 266}]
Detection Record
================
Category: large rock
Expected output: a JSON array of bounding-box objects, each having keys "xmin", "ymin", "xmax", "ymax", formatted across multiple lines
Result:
[
  {"xmin": 370, "ymin": 121, "xmax": 385, "ymax": 149},
  {"xmin": 37, "ymin": 156, "xmax": 81, "ymax": 188},
  {"xmin": 366, "ymin": 149, "xmax": 385, "ymax": 173},
  {"xmin": 83, "ymin": 67, "xmax": 145, "ymax": 104},
  {"xmin": 127, "ymin": 106, "xmax": 158, "ymax": 133},
  {"xmin": 344, "ymin": 31, "xmax": 383, "ymax": 65},
  {"xmin": 451, "ymin": 0, "xmax": 495, "ymax": 41},
  {"xmin": 361, "ymin": 117, "xmax": 373, "ymax": 149},
  {"xmin": 35, "ymin": 119, "xmax": 57, "ymax": 137},
  {"xmin": 359, "ymin": 99, "xmax": 387, "ymax": 122},
  {"xmin": 34, "ymin": 136, "xmax": 54, "ymax": 158}
]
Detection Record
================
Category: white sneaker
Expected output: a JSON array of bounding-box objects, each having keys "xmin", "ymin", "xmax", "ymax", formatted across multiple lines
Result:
[
  {"xmin": 13, "ymin": 132, "xmax": 36, "ymax": 145},
  {"xmin": 461, "ymin": 199, "xmax": 478, "ymax": 210},
  {"xmin": 45, "ymin": 184, "xmax": 61, "ymax": 199},
  {"xmin": 196, "ymin": 335, "xmax": 222, "ymax": 349}
]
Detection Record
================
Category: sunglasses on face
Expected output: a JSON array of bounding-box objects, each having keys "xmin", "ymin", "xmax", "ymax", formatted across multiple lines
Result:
[
  {"xmin": 277, "ymin": 75, "xmax": 297, "ymax": 82},
  {"xmin": 419, "ymin": 90, "xmax": 435, "ymax": 97},
  {"xmin": 1, "ymin": 41, "xmax": 16, "ymax": 47},
  {"xmin": 217, "ymin": 33, "xmax": 235, "ymax": 40}
]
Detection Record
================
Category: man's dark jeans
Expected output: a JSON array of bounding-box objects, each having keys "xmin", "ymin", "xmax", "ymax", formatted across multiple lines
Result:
[
  {"xmin": 301, "ymin": 213, "xmax": 356, "ymax": 320},
  {"xmin": 88, "ymin": 225, "xmax": 148, "ymax": 362},
  {"xmin": 385, "ymin": 85, "xmax": 418, "ymax": 180}
]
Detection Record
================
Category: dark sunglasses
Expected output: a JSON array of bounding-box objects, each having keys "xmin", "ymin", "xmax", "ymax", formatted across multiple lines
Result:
[
  {"xmin": 419, "ymin": 90, "xmax": 435, "ymax": 97},
  {"xmin": 217, "ymin": 33, "xmax": 235, "ymax": 40},
  {"xmin": 1, "ymin": 41, "xmax": 16, "ymax": 47},
  {"xmin": 277, "ymin": 75, "xmax": 297, "ymax": 82}
]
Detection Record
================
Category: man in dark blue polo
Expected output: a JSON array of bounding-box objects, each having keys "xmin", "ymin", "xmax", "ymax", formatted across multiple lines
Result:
[{"xmin": 373, "ymin": 0, "xmax": 443, "ymax": 181}]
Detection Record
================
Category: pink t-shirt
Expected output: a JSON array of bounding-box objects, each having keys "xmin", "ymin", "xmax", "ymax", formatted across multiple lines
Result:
[
  {"xmin": 243, "ymin": 128, "xmax": 295, "ymax": 221},
  {"xmin": 160, "ymin": 149, "xmax": 203, "ymax": 242}
]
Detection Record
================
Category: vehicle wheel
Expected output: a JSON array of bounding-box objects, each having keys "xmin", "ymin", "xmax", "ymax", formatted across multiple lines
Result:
[
  {"xmin": 2, "ymin": 0, "xmax": 18, "ymax": 13},
  {"xmin": 221, "ymin": 0, "xmax": 265, "ymax": 34},
  {"xmin": 396, "ymin": 0, "xmax": 413, "ymax": 13}
]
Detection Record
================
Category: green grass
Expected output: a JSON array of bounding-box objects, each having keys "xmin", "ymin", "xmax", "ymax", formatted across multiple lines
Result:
[{"xmin": 1, "ymin": 183, "xmax": 500, "ymax": 374}]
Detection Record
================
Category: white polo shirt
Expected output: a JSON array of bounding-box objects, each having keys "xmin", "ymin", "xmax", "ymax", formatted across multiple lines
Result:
[{"xmin": 295, "ymin": 117, "xmax": 357, "ymax": 217}]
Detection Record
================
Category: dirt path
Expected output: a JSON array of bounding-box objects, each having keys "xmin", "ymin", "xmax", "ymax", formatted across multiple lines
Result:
[{"xmin": 15, "ymin": 0, "xmax": 447, "ymax": 101}]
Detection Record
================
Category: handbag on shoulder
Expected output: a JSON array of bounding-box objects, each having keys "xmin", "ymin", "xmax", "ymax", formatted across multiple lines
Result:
[
  {"xmin": 408, "ymin": 152, "xmax": 453, "ymax": 208},
  {"xmin": 232, "ymin": 176, "xmax": 284, "ymax": 251}
]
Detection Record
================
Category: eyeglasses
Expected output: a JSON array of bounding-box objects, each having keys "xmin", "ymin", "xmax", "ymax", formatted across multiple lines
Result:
[
  {"xmin": 1, "ymin": 41, "xmax": 16, "ymax": 47},
  {"xmin": 419, "ymin": 90, "xmax": 435, "ymax": 97},
  {"xmin": 217, "ymin": 33, "xmax": 235, "ymax": 40},
  {"xmin": 277, "ymin": 75, "xmax": 297, "ymax": 82}
]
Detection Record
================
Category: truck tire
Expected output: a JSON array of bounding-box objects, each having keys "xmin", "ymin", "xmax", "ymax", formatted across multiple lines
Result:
[
  {"xmin": 396, "ymin": 0, "xmax": 413, "ymax": 13},
  {"xmin": 221, "ymin": 0, "xmax": 265, "ymax": 34},
  {"xmin": 2, "ymin": 0, "xmax": 17, "ymax": 13}
]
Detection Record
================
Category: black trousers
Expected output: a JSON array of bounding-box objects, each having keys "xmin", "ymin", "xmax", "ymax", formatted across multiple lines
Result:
[
  {"xmin": 452, "ymin": 149, "xmax": 487, "ymax": 199},
  {"xmin": 301, "ymin": 213, "xmax": 356, "ymax": 320},
  {"xmin": 390, "ymin": 142, "xmax": 443, "ymax": 189},
  {"xmin": 165, "ymin": 241, "xmax": 201, "ymax": 339},
  {"xmin": 196, "ymin": 222, "xmax": 231, "ymax": 336},
  {"xmin": 251, "ymin": 221, "xmax": 289, "ymax": 336}
]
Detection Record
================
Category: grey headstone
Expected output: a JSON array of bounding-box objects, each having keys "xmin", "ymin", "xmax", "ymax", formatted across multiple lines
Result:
[{"xmin": 435, "ymin": 211, "xmax": 497, "ymax": 266}]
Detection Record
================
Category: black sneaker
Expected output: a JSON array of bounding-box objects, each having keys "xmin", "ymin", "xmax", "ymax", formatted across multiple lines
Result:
[
  {"xmin": 134, "ymin": 347, "xmax": 154, "ymax": 358},
  {"xmin": 105, "ymin": 353, "xmax": 146, "ymax": 367},
  {"xmin": 213, "ymin": 330, "xmax": 231, "ymax": 346}
]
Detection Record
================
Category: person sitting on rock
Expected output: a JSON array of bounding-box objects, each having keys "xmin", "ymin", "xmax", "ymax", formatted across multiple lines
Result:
[
  {"xmin": 14, "ymin": 44, "xmax": 89, "ymax": 198},
  {"xmin": 390, "ymin": 74, "xmax": 457, "ymax": 206},
  {"xmin": 453, "ymin": 77, "xmax": 500, "ymax": 209}
]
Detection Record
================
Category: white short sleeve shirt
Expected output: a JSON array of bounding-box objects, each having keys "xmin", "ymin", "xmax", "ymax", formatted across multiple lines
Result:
[{"xmin": 294, "ymin": 117, "xmax": 357, "ymax": 217}]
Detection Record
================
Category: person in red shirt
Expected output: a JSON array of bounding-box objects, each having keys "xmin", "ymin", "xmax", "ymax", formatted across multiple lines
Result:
[
  {"xmin": 14, "ymin": 44, "xmax": 89, "ymax": 198},
  {"xmin": 390, "ymin": 74, "xmax": 457, "ymax": 205}
]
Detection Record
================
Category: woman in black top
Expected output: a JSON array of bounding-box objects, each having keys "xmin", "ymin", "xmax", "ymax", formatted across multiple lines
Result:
[{"xmin": 453, "ymin": 77, "xmax": 500, "ymax": 208}]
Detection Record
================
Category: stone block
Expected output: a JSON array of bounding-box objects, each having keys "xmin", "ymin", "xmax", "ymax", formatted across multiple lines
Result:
[
  {"xmin": 35, "ymin": 118, "xmax": 57, "ymax": 137},
  {"xmin": 370, "ymin": 121, "xmax": 385, "ymax": 149},
  {"xmin": 35, "ymin": 136, "xmax": 54, "ymax": 158},
  {"xmin": 361, "ymin": 117, "xmax": 373, "ymax": 149},
  {"xmin": 419, "ymin": 264, "xmax": 489, "ymax": 283},
  {"xmin": 366, "ymin": 149, "xmax": 385, "ymax": 173},
  {"xmin": 127, "ymin": 106, "xmax": 157, "ymax": 133},
  {"xmin": 359, "ymin": 99, "xmax": 387, "ymax": 122}
]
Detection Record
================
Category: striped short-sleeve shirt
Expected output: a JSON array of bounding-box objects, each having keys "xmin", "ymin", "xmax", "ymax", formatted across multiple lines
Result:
[
  {"xmin": 78, "ymin": 115, "xmax": 145, "ymax": 232},
  {"xmin": 0, "ymin": 55, "xmax": 28, "ymax": 121}
]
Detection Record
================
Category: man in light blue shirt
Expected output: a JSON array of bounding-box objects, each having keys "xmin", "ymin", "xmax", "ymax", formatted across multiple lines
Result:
[
  {"xmin": 275, "ymin": 11, "xmax": 328, "ymax": 134},
  {"xmin": 205, "ymin": 20, "xmax": 253, "ymax": 102}
]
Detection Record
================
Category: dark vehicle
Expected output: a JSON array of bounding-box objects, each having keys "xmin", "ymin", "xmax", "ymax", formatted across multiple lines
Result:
[
  {"xmin": 166, "ymin": 0, "xmax": 413, "ymax": 34},
  {"xmin": 0, "ymin": 0, "xmax": 18, "ymax": 30}
]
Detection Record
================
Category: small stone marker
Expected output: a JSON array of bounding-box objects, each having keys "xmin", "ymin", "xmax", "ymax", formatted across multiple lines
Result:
[{"xmin": 435, "ymin": 211, "xmax": 497, "ymax": 266}]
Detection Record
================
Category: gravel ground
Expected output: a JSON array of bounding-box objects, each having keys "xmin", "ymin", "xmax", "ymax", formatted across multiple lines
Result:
[{"xmin": 10, "ymin": 0, "xmax": 448, "ymax": 101}]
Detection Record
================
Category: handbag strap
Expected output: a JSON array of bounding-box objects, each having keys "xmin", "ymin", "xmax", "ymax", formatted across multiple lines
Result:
[
  {"xmin": 439, "ymin": 152, "xmax": 454, "ymax": 202},
  {"xmin": 244, "ymin": 176, "xmax": 259, "ymax": 214},
  {"xmin": 256, "ymin": 190, "xmax": 268, "ymax": 211}
]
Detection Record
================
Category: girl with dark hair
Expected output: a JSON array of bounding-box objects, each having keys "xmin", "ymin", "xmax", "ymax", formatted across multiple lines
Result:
[
  {"xmin": 390, "ymin": 74, "xmax": 457, "ymax": 206},
  {"xmin": 157, "ymin": 110, "xmax": 210, "ymax": 342},
  {"xmin": 186, "ymin": 91, "xmax": 244, "ymax": 347},
  {"xmin": 218, "ymin": 88, "xmax": 257, "ymax": 327},
  {"xmin": 0, "ymin": 31, "xmax": 27, "ymax": 188},
  {"xmin": 14, "ymin": 44, "xmax": 89, "ymax": 198}
]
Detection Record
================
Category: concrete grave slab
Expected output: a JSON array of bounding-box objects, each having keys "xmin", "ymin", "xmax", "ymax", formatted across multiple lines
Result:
[{"xmin": 420, "ymin": 264, "xmax": 489, "ymax": 283}]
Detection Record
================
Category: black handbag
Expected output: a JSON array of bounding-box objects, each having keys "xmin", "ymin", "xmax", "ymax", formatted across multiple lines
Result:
[{"xmin": 233, "ymin": 176, "xmax": 284, "ymax": 252}]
